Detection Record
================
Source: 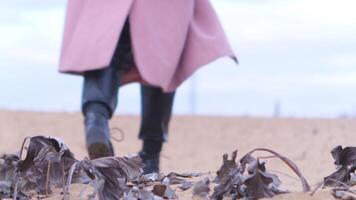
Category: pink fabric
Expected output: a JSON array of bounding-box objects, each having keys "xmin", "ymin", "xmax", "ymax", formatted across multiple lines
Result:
[{"xmin": 59, "ymin": 0, "xmax": 236, "ymax": 92}]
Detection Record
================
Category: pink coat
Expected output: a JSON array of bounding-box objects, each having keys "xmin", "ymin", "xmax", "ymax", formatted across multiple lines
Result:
[{"xmin": 59, "ymin": 0, "xmax": 236, "ymax": 92}]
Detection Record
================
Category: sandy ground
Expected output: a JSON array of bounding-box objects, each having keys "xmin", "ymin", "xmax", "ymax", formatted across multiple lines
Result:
[{"xmin": 1, "ymin": 110, "xmax": 356, "ymax": 199}]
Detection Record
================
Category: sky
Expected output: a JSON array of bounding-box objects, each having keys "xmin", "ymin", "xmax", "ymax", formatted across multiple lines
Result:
[{"xmin": 0, "ymin": 0, "xmax": 356, "ymax": 117}]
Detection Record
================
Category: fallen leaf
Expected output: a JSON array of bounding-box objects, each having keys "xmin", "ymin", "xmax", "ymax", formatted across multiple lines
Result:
[
  {"xmin": 71, "ymin": 155, "xmax": 143, "ymax": 200},
  {"xmin": 331, "ymin": 146, "xmax": 356, "ymax": 167},
  {"xmin": 212, "ymin": 149, "xmax": 309, "ymax": 200},
  {"xmin": 15, "ymin": 136, "xmax": 76, "ymax": 197},
  {"xmin": 214, "ymin": 151, "xmax": 238, "ymax": 184},
  {"xmin": 324, "ymin": 146, "xmax": 356, "ymax": 187}
]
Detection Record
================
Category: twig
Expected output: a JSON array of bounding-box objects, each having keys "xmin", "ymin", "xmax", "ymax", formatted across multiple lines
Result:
[
  {"xmin": 64, "ymin": 161, "xmax": 79, "ymax": 200},
  {"xmin": 61, "ymin": 159, "xmax": 66, "ymax": 196},
  {"xmin": 257, "ymin": 155, "xmax": 277, "ymax": 160},
  {"xmin": 46, "ymin": 159, "xmax": 52, "ymax": 197},
  {"xmin": 19, "ymin": 136, "xmax": 31, "ymax": 159}
]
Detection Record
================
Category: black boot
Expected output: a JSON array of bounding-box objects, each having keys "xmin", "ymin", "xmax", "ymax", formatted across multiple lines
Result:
[
  {"xmin": 139, "ymin": 151, "xmax": 160, "ymax": 174},
  {"xmin": 139, "ymin": 139, "xmax": 163, "ymax": 174},
  {"xmin": 82, "ymin": 63, "xmax": 120, "ymax": 159},
  {"xmin": 85, "ymin": 110, "xmax": 114, "ymax": 159},
  {"xmin": 138, "ymin": 85, "xmax": 175, "ymax": 174}
]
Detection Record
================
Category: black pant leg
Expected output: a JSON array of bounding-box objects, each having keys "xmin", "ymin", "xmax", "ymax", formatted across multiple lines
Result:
[
  {"xmin": 139, "ymin": 85, "xmax": 175, "ymax": 142},
  {"xmin": 82, "ymin": 66, "xmax": 120, "ymax": 118},
  {"xmin": 81, "ymin": 20, "xmax": 132, "ymax": 118}
]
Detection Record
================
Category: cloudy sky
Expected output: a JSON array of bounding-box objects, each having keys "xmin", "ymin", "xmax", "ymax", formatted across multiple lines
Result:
[{"xmin": 0, "ymin": 0, "xmax": 356, "ymax": 117}]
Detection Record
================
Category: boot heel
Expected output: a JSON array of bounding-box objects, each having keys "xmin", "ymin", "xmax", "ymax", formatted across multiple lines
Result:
[{"xmin": 88, "ymin": 143, "xmax": 112, "ymax": 159}]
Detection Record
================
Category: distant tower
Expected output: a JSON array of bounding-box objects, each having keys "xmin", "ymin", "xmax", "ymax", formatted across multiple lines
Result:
[{"xmin": 274, "ymin": 100, "xmax": 281, "ymax": 117}]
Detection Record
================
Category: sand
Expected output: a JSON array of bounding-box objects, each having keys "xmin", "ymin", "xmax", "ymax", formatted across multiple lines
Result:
[{"xmin": 1, "ymin": 109, "xmax": 355, "ymax": 199}]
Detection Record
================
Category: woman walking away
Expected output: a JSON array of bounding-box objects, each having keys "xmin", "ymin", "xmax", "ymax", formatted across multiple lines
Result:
[{"xmin": 59, "ymin": 0, "xmax": 237, "ymax": 174}]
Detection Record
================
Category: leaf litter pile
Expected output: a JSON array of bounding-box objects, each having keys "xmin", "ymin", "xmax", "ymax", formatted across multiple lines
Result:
[{"xmin": 0, "ymin": 135, "xmax": 355, "ymax": 200}]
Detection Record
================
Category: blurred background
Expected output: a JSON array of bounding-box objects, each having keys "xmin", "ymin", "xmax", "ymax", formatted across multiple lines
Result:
[{"xmin": 1, "ymin": 0, "xmax": 356, "ymax": 118}]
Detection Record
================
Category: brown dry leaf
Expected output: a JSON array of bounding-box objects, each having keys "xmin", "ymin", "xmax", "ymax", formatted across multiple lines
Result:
[
  {"xmin": 0, "ymin": 136, "xmax": 78, "ymax": 199},
  {"xmin": 214, "ymin": 151, "xmax": 238, "ymax": 184},
  {"xmin": 241, "ymin": 156, "xmax": 286, "ymax": 199},
  {"xmin": 16, "ymin": 136, "xmax": 76, "ymax": 196},
  {"xmin": 151, "ymin": 177, "xmax": 177, "ymax": 199},
  {"xmin": 69, "ymin": 155, "xmax": 143, "ymax": 200},
  {"xmin": 324, "ymin": 167, "xmax": 352, "ymax": 187},
  {"xmin": 212, "ymin": 149, "xmax": 309, "ymax": 200},
  {"xmin": 331, "ymin": 146, "xmax": 356, "ymax": 167},
  {"xmin": 320, "ymin": 146, "xmax": 356, "ymax": 199},
  {"xmin": 244, "ymin": 148, "xmax": 311, "ymax": 192},
  {"xmin": 152, "ymin": 184, "xmax": 177, "ymax": 199},
  {"xmin": 324, "ymin": 146, "xmax": 356, "ymax": 187},
  {"xmin": 91, "ymin": 155, "xmax": 143, "ymax": 181},
  {"xmin": 211, "ymin": 167, "xmax": 244, "ymax": 200}
]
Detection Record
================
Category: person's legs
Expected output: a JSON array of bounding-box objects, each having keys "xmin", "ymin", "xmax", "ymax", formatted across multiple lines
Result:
[
  {"xmin": 82, "ymin": 20, "xmax": 132, "ymax": 159},
  {"xmin": 138, "ymin": 84, "xmax": 175, "ymax": 173}
]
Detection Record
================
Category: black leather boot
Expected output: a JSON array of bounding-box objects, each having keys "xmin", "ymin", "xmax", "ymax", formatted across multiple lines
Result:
[
  {"xmin": 139, "ymin": 139, "xmax": 163, "ymax": 174},
  {"xmin": 82, "ymin": 62, "xmax": 121, "ymax": 159},
  {"xmin": 82, "ymin": 63, "xmax": 120, "ymax": 159},
  {"xmin": 139, "ymin": 150, "xmax": 160, "ymax": 174},
  {"xmin": 138, "ymin": 85, "xmax": 175, "ymax": 174},
  {"xmin": 85, "ymin": 111, "xmax": 114, "ymax": 159}
]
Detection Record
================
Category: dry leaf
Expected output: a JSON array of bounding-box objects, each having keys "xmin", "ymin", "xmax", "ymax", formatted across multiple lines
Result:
[
  {"xmin": 69, "ymin": 155, "xmax": 143, "ymax": 200},
  {"xmin": 324, "ymin": 146, "xmax": 356, "ymax": 187},
  {"xmin": 321, "ymin": 146, "xmax": 356, "ymax": 198},
  {"xmin": 16, "ymin": 136, "xmax": 76, "ymax": 195},
  {"xmin": 331, "ymin": 146, "xmax": 356, "ymax": 167},
  {"xmin": 212, "ymin": 149, "xmax": 309, "ymax": 200},
  {"xmin": 214, "ymin": 151, "xmax": 237, "ymax": 184}
]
